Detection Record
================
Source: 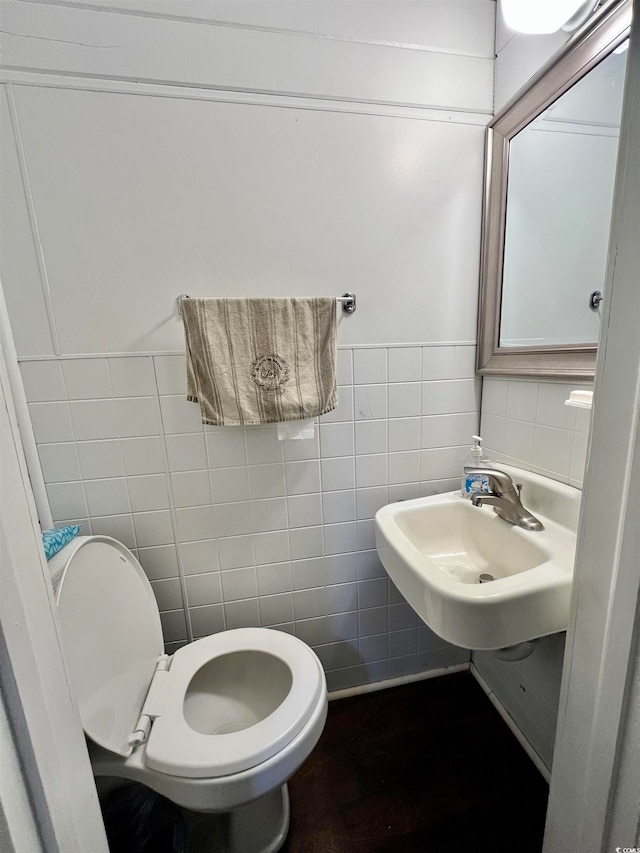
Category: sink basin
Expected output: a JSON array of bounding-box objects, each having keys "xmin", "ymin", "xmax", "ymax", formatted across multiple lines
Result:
[{"xmin": 375, "ymin": 466, "xmax": 580, "ymax": 650}]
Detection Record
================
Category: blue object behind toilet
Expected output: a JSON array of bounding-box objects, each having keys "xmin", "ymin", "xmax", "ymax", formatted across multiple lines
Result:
[{"xmin": 42, "ymin": 525, "xmax": 81, "ymax": 560}]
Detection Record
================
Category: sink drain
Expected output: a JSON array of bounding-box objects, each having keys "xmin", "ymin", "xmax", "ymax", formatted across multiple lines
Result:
[{"xmin": 478, "ymin": 573, "xmax": 495, "ymax": 584}]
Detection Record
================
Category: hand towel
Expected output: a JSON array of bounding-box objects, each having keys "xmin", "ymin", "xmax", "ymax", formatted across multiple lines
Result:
[{"xmin": 182, "ymin": 297, "xmax": 337, "ymax": 426}]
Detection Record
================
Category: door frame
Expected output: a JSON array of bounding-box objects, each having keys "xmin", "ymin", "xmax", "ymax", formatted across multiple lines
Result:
[
  {"xmin": 0, "ymin": 281, "xmax": 108, "ymax": 852},
  {"xmin": 544, "ymin": 1, "xmax": 640, "ymax": 848}
]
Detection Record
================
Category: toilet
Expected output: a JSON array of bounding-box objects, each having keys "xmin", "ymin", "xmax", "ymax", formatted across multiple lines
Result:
[{"xmin": 50, "ymin": 535, "xmax": 328, "ymax": 853}]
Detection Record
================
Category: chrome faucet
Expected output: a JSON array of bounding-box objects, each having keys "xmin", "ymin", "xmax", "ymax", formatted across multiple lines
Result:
[{"xmin": 465, "ymin": 468, "xmax": 544, "ymax": 532}]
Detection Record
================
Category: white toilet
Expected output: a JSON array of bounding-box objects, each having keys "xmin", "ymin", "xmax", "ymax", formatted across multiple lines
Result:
[{"xmin": 50, "ymin": 535, "xmax": 328, "ymax": 853}]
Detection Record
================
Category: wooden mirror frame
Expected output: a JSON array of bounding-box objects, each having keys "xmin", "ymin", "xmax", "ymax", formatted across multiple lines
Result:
[{"xmin": 476, "ymin": 0, "xmax": 631, "ymax": 380}]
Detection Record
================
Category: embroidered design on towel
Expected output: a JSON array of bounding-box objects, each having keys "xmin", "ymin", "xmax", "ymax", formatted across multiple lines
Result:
[{"xmin": 250, "ymin": 354, "xmax": 290, "ymax": 398}]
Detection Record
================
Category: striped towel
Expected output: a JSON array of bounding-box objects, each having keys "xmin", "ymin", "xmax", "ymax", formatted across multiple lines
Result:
[{"xmin": 182, "ymin": 297, "xmax": 337, "ymax": 426}]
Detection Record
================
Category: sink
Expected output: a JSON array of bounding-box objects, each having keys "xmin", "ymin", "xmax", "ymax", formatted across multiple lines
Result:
[{"xmin": 375, "ymin": 466, "xmax": 580, "ymax": 650}]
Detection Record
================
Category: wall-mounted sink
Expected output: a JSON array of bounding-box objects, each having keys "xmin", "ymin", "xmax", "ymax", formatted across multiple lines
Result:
[{"xmin": 375, "ymin": 466, "xmax": 580, "ymax": 650}]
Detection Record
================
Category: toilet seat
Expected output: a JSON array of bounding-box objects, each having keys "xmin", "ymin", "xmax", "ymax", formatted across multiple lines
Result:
[
  {"xmin": 52, "ymin": 535, "xmax": 326, "ymax": 785},
  {"xmin": 144, "ymin": 628, "xmax": 325, "ymax": 779},
  {"xmin": 52, "ymin": 536, "xmax": 166, "ymax": 758}
]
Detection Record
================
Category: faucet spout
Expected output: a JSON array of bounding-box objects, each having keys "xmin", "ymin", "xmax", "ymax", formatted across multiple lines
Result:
[{"xmin": 465, "ymin": 467, "xmax": 544, "ymax": 532}]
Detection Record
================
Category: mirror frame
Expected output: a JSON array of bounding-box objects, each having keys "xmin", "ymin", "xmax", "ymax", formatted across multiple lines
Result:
[{"xmin": 477, "ymin": 0, "xmax": 632, "ymax": 380}]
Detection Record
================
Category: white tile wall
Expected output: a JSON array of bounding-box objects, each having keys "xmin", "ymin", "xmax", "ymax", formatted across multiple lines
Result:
[
  {"xmin": 24, "ymin": 347, "xmax": 476, "ymax": 689},
  {"xmin": 480, "ymin": 377, "xmax": 592, "ymax": 488},
  {"xmin": 476, "ymin": 375, "xmax": 593, "ymax": 770}
]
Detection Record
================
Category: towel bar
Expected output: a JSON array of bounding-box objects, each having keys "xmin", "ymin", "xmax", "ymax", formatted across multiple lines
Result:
[{"xmin": 176, "ymin": 293, "xmax": 356, "ymax": 316}]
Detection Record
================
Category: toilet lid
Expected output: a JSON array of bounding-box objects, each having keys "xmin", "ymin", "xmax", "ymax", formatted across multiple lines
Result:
[
  {"xmin": 54, "ymin": 536, "xmax": 164, "ymax": 757},
  {"xmin": 144, "ymin": 628, "xmax": 326, "ymax": 778}
]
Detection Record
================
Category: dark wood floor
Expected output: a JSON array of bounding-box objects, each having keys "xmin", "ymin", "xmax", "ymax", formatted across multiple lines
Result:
[{"xmin": 282, "ymin": 672, "xmax": 549, "ymax": 853}]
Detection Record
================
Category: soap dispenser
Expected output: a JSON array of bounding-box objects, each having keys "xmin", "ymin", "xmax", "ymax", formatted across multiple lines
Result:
[{"xmin": 461, "ymin": 435, "xmax": 492, "ymax": 498}]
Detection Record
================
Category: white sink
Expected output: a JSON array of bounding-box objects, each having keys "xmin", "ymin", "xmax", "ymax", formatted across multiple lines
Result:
[{"xmin": 375, "ymin": 466, "xmax": 580, "ymax": 650}]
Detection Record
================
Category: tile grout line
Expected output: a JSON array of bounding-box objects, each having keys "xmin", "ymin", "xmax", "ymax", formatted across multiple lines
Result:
[
  {"xmin": 200, "ymin": 422, "xmax": 228, "ymax": 635},
  {"xmin": 151, "ymin": 356, "xmax": 194, "ymax": 644},
  {"xmin": 57, "ymin": 362, "xmax": 91, "ymax": 535},
  {"xmin": 104, "ymin": 360, "xmax": 136, "ymax": 553},
  {"xmin": 288, "ymin": 418, "xmax": 327, "ymax": 639},
  {"xmin": 17, "ymin": 342, "xmax": 480, "ymax": 362},
  {"xmin": 261, "ymin": 425, "xmax": 288, "ymax": 631},
  {"xmin": 236, "ymin": 425, "xmax": 255, "ymax": 632}
]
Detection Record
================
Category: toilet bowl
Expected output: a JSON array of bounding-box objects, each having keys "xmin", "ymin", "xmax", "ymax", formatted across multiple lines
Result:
[{"xmin": 50, "ymin": 535, "xmax": 327, "ymax": 853}]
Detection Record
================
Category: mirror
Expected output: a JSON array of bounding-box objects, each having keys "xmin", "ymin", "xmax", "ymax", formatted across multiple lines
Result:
[
  {"xmin": 500, "ymin": 46, "xmax": 627, "ymax": 348},
  {"xmin": 477, "ymin": 0, "xmax": 631, "ymax": 378}
]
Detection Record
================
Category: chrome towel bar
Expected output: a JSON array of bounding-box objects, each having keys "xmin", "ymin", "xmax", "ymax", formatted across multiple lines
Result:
[{"xmin": 176, "ymin": 293, "xmax": 356, "ymax": 316}]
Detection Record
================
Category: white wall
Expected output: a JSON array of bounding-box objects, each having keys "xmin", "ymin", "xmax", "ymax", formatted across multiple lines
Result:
[
  {"xmin": 494, "ymin": 10, "xmax": 571, "ymax": 113},
  {"xmin": 1, "ymin": 0, "xmax": 494, "ymax": 691},
  {"xmin": 2, "ymin": 0, "xmax": 493, "ymax": 358}
]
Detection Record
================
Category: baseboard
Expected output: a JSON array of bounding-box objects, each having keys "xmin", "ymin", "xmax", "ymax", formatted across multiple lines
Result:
[
  {"xmin": 470, "ymin": 664, "xmax": 551, "ymax": 783},
  {"xmin": 327, "ymin": 662, "xmax": 470, "ymax": 702}
]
